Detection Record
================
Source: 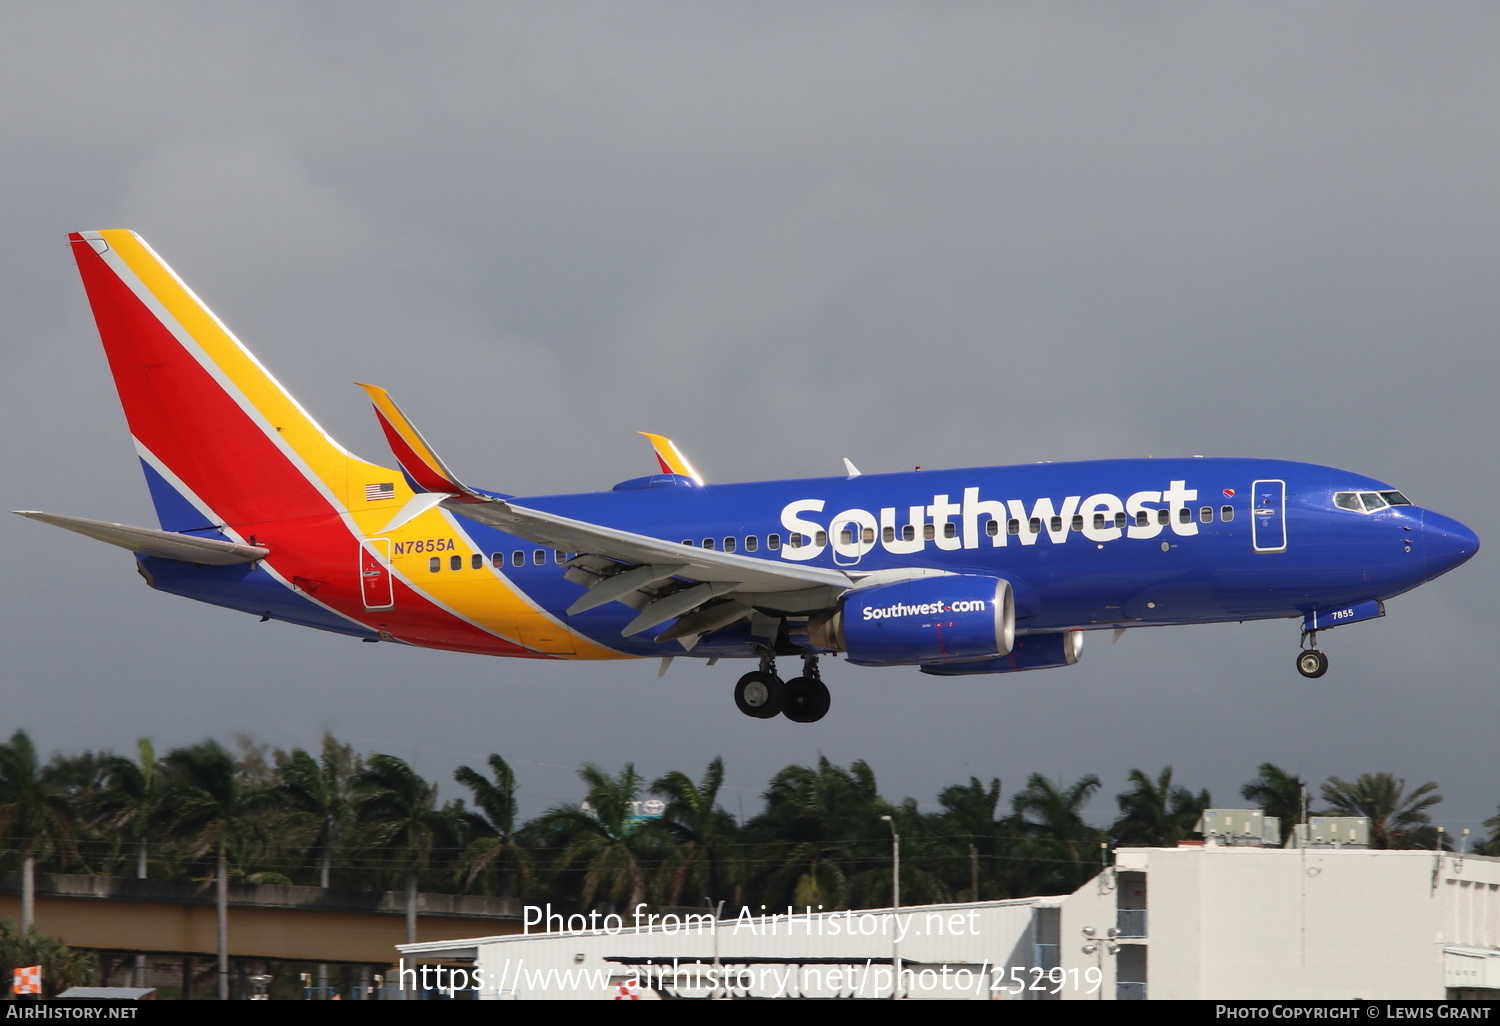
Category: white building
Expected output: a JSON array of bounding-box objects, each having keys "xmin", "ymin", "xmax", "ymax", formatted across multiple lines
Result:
[{"xmin": 400, "ymin": 846, "xmax": 1500, "ymax": 1000}]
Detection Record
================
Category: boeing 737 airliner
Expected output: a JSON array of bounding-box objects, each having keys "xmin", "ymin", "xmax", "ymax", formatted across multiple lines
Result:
[{"xmin": 17, "ymin": 231, "xmax": 1480, "ymax": 723}]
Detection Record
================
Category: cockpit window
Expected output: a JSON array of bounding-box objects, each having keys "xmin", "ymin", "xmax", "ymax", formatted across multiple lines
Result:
[{"xmin": 1335, "ymin": 489, "xmax": 1412, "ymax": 513}]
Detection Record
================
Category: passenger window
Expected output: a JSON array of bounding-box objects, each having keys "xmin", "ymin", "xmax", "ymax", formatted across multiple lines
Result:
[
  {"xmin": 745, "ymin": 536, "xmax": 759, "ymax": 552},
  {"xmin": 1071, "ymin": 515, "xmax": 1084, "ymax": 532},
  {"xmin": 1333, "ymin": 493, "xmax": 1362, "ymax": 512},
  {"xmin": 1115, "ymin": 512, "xmax": 1128, "ymax": 529},
  {"xmin": 1008, "ymin": 519, "xmax": 1021, "ymax": 535},
  {"xmin": 1029, "ymin": 517, "xmax": 1042, "ymax": 535},
  {"xmin": 682, "ymin": 539, "xmax": 693, "ymax": 546},
  {"xmin": 491, "ymin": 553, "xmax": 503, "ymax": 568},
  {"xmin": 1221, "ymin": 505, "xmax": 1234, "ymax": 522},
  {"xmin": 702, "ymin": 538, "xmax": 715, "ymax": 550},
  {"xmin": 450, "ymin": 555, "xmax": 462, "ymax": 571},
  {"xmin": 839, "ymin": 530, "xmax": 854, "ymax": 546},
  {"xmin": 512, "ymin": 551, "xmax": 524, "ymax": 567},
  {"xmin": 1136, "ymin": 511, "xmax": 1150, "ymax": 528},
  {"xmin": 862, "ymin": 527, "xmax": 876, "ymax": 544},
  {"xmin": 1199, "ymin": 507, "xmax": 1212, "ymax": 524},
  {"xmin": 532, "ymin": 549, "xmax": 545, "ymax": 565},
  {"xmin": 985, "ymin": 520, "xmax": 1000, "ymax": 537},
  {"xmin": 1157, "ymin": 509, "xmax": 1171, "ymax": 526},
  {"xmin": 1093, "ymin": 513, "xmax": 1106, "ymax": 531},
  {"xmin": 815, "ymin": 531, "xmax": 828, "ymax": 547},
  {"xmin": 788, "ymin": 534, "xmax": 802, "ymax": 549},
  {"xmin": 723, "ymin": 537, "xmax": 737, "ymax": 553},
  {"xmin": 1049, "ymin": 516, "xmax": 1063, "ymax": 533},
  {"xmin": 943, "ymin": 523, "xmax": 957, "ymax": 539},
  {"xmin": 471, "ymin": 554, "xmax": 483, "ymax": 570},
  {"xmin": 923, "ymin": 524, "xmax": 936, "ymax": 541},
  {"xmin": 554, "ymin": 550, "xmax": 566, "ymax": 564},
  {"xmin": 883, "ymin": 526, "xmax": 896, "ymax": 543},
  {"xmin": 768, "ymin": 534, "xmax": 781, "ymax": 550},
  {"xmin": 902, "ymin": 525, "xmax": 916, "ymax": 542},
  {"xmin": 429, "ymin": 557, "xmax": 440, "ymax": 573}
]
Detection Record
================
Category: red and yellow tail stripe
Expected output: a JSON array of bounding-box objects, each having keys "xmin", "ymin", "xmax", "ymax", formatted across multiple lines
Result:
[{"xmin": 70, "ymin": 230, "xmax": 624, "ymax": 660}]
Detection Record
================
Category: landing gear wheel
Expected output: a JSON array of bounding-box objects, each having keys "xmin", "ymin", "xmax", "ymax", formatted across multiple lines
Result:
[
  {"xmin": 1296, "ymin": 649, "xmax": 1328, "ymax": 679},
  {"xmin": 734, "ymin": 671, "xmax": 785, "ymax": 719},
  {"xmin": 782, "ymin": 676, "xmax": 832, "ymax": 723}
]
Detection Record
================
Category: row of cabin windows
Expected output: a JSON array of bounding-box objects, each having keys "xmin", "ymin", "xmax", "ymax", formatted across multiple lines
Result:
[
  {"xmin": 429, "ymin": 550, "xmax": 574, "ymax": 572},
  {"xmin": 676, "ymin": 505, "xmax": 1239, "ymax": 552},
  {"xmin": 681, "ymin": 534, "xmax": 783, "ymax": 553},
  {"xmin": 424, "ymin": 505, "xmax": 1243, "ymax": 570}
]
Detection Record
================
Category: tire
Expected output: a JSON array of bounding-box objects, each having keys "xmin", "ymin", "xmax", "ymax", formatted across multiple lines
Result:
[
  {"xmin": 734, "ymin": 671, "xmax": 784, "ymax": 718},
  {"xmin": 782, "ymin": 676, "xmax": 831, "ymax": 723},
  {"xmin": 1296, "ymin": 650, "xmax": 1328, "ymax": 679}
]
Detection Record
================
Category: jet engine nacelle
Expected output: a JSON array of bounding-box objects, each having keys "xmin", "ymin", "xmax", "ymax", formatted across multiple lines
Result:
[
  {"xmin": 807, "ymin": 575, "xmax": 1015, "ymax": 667},
  {"xmin": 918, "ymin": 630, "xmax": 1084, "ymax": 676}
]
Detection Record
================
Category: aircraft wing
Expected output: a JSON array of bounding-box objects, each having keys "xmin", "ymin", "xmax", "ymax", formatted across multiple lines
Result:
[
  {"xmin": 445, "ymin": 497, "xmax": 855, "ymax": 641},
  {"xmin": 362, "ymin": 383, "xmax": 857, "ymax": 644}
]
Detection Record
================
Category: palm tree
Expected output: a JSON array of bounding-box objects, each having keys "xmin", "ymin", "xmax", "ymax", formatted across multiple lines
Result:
[
  {"xmin": 355, "ymin": 755, "xmax": 453, "ymax": 945},
  {"xmin": 650, "ymin": 757, "xmax": 736, "ymax": 907},
  {"xmin": 541, "ymin": 764, "xmax": 660, "ymax": 911},
  {"xmin": 277, "ymin": 736, "xmax": 360, "ymax": 889},
  {"xmin": 1320, "ymin": 773, "xmax": 1443, "ymax": 849},
  {"xmin": 453, "ymin": 753, "xmax": 530, "ymax": 899},
  {"xmin": 1112, "ymin": 766, "xmax": 1211, "ymax": 847},
  {"xmin": 746, "ymin": 757, "xmax": 894, "ymax": 910},
  {"xmin": 1241, "ymin": 763, "xmax": 1312, "ymax": 837},
  {"xmin": 1478, "ymin": 804, "xmax": 1500, "ymax": 857},
  {"xmin": 935, "ymin": 776, "xmax": 1007, "ymax": 900},
  {"xmin": 0, "ymin": 731, "xmax": 76, "ymax": 932},
  {"xmin": 1010, "ymin": 773, "xmax": 1103, "ymax": 894},
  {"xmin": 93, "ymin": 739, "xmax": 160, "ymax": 881},
  {"xmin": 91, "ymin": 739, "xmax": 160, "ymax": 988},
  {"xmin": 159, "ymin": 740, "xmax": 265, "ymax": 1000}
]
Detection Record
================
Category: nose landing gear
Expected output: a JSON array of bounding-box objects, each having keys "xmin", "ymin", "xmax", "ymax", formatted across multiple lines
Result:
[
  {"xmin": 1296, "ymin": 630, "xmax": 1329, "ymax": 678},
  {"xmin": 734, "ymin": 652, "xmax": 831, "ymax": 722}
]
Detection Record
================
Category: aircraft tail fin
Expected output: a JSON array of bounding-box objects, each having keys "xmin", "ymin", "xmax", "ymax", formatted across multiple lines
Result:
[{"xmin": 68, "ymin": 230, "xmax": 398, "ymax": 531}]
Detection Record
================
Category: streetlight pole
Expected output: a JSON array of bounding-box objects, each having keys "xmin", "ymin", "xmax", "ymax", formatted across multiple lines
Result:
[{"xmin": 881, "ymin": 815, "xmax": 900, "ymax": 998}]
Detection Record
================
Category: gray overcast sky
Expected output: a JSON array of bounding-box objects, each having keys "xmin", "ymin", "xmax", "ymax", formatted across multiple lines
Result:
[{"xmin": 2, "ymin": 3, "xmax": 1496, "ymax": 834}]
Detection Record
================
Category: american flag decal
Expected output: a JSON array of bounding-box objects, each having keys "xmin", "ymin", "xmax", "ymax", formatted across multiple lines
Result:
[{"xmin": 365, "ymin": 482, "xmax": 395, "ymax": 501}]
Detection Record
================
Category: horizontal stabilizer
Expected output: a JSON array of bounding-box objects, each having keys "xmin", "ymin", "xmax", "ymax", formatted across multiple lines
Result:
[{"xmin": 13, "ymin": 511, "xmax": 269, "ymax": 565}]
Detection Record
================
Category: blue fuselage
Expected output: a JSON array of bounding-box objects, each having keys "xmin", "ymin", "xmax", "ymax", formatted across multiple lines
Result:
[{"xmin": 142, "ymin": 456, "xmax": 1478, "ymax": 661}]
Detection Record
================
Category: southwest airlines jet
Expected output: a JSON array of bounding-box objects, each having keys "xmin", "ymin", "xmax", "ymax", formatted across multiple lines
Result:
[{"xmin": 18, "ymin": 231, "xmax": 1480, "ymax": 723}]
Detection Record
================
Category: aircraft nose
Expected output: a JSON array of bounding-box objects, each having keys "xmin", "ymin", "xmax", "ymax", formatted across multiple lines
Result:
[{"xmin": 1422, "ymin": 510, "xmax": 1480, "ymax": 579}]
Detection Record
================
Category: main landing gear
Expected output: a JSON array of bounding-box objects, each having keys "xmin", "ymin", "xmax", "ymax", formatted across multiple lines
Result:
[
  {"xmin": 734, "ymin": 653, "xmax": 831, "ymax": 723},
  {"xmin": 1296, "ymin": 630, "xmax": 1329, "ymax": 679}
]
